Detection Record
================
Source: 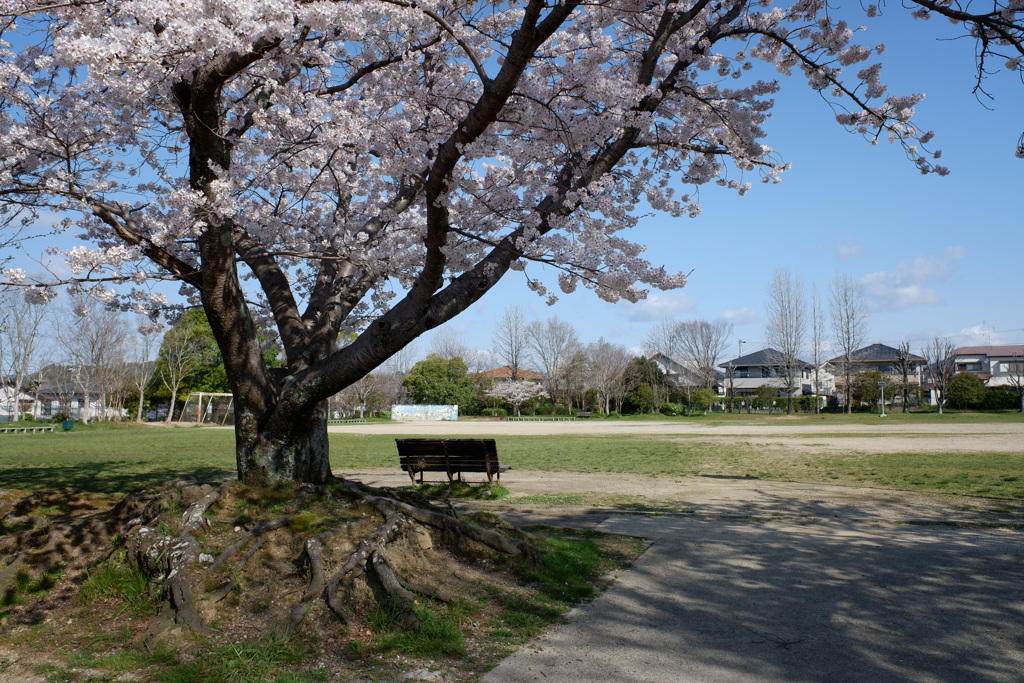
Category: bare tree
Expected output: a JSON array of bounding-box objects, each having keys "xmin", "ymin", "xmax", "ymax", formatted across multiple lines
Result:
[
  {"xmin": 0, "ymin": 289, "xmax": 51, "ymax": 420},
  {"xmin": 922, "ymin": 338, "xmax": 956, "ymax": 414},
  {"xmin": 764, "ymin": 269, "xmax": 807, "ymax": 414},
  {"xmin": 809, "ymin": 284, "xmax": 828, "ymax": 414},
  {"xmin": 428, "ymin": 329, "xmax": 471, "ymax": 363},
  {"xmin": 829, "ymin": 275, "xmax": 868, "ymax": 414},
  {"xmin": 676, "ymin": 320, "xmax": 732, "ymax": 391},
  {"xmin": 893, "ymin": 341, "xmax": 916, "ymax": 413},
  {"xmin": 127, "ymin": 319, "xmax": 163, "ymax": 422},
  {"xmin": 526, "ymin": 316, "xmax": 581, "ymax": 410},
  {"xmin": 491, "ymin": 305, "xmax": 531, "ymax": 380},
  {"xmin": 56, "ymin": 298, "xmax": 131, "ymax": 423},
  {"xmin": 381, "ymin": 342, "xmax": 419, "ymax": 377},
  {"xmin": 585, "ymin": 339, "xmax": 630, "ymax": 414},
  {"xmin": 1004, "ymin": 352, "xmax": 1024, "ymax": 413},
  {"xmin": 642, "ymin": 318, "xmax": 685, "ymax": 360}
]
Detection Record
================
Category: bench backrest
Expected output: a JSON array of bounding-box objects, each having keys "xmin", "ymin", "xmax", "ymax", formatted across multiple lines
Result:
[{"xmin": 396, "ymin": 438, "xmax": 499, "ymax": 471}]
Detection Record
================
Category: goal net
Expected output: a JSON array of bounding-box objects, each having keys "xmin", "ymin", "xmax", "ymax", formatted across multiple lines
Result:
[{"xmin": 179, "ymin": 392, "xmax": 235, "ymax": 425}]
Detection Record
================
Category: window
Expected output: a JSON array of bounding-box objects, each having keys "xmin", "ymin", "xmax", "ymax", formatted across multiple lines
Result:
[
  {"xmin": 1003, "ymin": 362, "xmax": 1024, "ymax": 373},
  {"xmin": 958, "ymin": 362, "xmax": 983, "ymax": 372}
]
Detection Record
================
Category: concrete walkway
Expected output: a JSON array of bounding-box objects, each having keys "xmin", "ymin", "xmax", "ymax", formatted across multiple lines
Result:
[{"xmin": 481, "ymin": 514, "xmax": 1024, "ymax": 683}]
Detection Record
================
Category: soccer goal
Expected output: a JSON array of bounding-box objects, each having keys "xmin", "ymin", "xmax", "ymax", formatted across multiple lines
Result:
[{"xmin": 179, "ymin": 392, "xmax": 235, "ymax": 425}]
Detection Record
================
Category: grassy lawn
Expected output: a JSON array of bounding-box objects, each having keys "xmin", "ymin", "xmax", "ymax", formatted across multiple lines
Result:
[{"xmin": 1, "ymin": 418, "xmax": 1022, "ymax": 498}]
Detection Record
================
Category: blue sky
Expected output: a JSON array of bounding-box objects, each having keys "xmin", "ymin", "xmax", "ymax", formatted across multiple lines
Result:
[
  {"xmin": 431, "ymin": 12, "xmax": 1024, "ymax": 363},
  {"xmin": 5, "ymin": 9, "xmax": 1021, "ymax": 366}
]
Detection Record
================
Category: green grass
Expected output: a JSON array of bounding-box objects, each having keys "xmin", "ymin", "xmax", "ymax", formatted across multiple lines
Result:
[{"xmin": 1, "ymin": 419, "xmax": 1022, "ymax": 499}]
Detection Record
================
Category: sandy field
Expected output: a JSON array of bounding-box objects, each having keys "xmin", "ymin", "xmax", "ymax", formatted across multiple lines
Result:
[
  {"xmin": 330, "ymin": 417, "xmax": 1024, "ymax": 453},
  {"xmin": 335, "ymin": 418, "xmax": 1024, "ymax": 525}
]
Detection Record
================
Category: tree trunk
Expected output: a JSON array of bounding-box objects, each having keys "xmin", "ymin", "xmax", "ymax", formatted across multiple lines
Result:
[{"xmin": 235, "ymin": 398, "xmax": 332, "ymax": 486}]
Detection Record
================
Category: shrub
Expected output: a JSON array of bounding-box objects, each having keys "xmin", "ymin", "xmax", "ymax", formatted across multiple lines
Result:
[
  {"xmin": 376, "ymin": 409, "xmax": 391, "ymax": 420},
  {"xmin": 946, "ymin": 372, "xmax": 986, "ymax": 410},
  {"xmin": 981, "ymin": 387, "xmax": 1019, "ymax": 411},
  {"xmin": 659, "ymin": 402, "xmax": 679, "ymax": 416},
  {"xmin": 480, "ymin": 408, "xmax": 507, "ymax": 417}
]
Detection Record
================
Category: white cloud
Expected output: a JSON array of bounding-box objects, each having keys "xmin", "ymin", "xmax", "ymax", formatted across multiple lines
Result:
[
  {"xmin": 719, "ymin": 307, "xmax": 758, "ymax": 325},
  {"xmin": 953, "ymin": 324, "xmax": 1009, "ymax": 346},
  {"xmin": 622, "ymin": 292, "xmax": 695, "ymax": 321},
  {"xmin": 858, "ymin": 246, "xmax": 966, "ymax": 311}
]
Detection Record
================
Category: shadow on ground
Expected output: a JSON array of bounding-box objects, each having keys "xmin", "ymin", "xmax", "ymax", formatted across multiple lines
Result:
[
  {"xmin": 0, "ymin": 461, "xmax": 232, "ymax": 494},
  {"xmin": 483, "ymin": 496, "xmax": 1024, "ymax": 683}
]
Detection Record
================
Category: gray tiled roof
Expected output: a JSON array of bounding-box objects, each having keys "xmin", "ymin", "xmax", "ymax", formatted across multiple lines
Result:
[
  {"xmin": 720, "ymin": 348, "xmax": 812, "ymax": 368},
  {"xmin": 829, "ymin": 343, "xmax": 925, "ymax": 364}
]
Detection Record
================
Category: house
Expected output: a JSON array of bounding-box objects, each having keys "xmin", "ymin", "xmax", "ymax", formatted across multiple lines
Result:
[
  {"xmin": 717, "ymin": 348, "xmax": 818, "ymax": 398},
  {"xmin": 829, "ymin": 343, "xmax": 927, "ymax": 380},
  {"xmin": 0, "ymin": 378, "xmax": 37, "ymax": 422},
  {"xmin": 952, "ymin": 345, "xmax": 1024, "ymax": 388},
  {"xmin": 650, "ymin": 353, "xmax": 724, "ymax": 395},
  {"xmin": 829, "ymin": 343, "xmax": 927, "ymax": 407}
]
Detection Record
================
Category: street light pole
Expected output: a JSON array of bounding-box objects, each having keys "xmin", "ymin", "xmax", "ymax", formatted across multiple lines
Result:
[{"xmin": 878, "ymin": 381, "xmax": 887, "ymax": 418}]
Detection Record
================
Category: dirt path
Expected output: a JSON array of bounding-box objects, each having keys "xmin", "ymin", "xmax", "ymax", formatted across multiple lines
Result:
[{"xmin": 338, "ymin": 418, "xmax": 1024, "ymax": 524}]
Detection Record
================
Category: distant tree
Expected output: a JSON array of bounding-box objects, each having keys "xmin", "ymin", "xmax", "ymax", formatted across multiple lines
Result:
[
  {"xmin": 128, "ymin": 318, "xmax": 163, "ymax": 422},
  {"xmin": 486, "ymin": 380, "xmax": 546, "ymax": 417},
  {"xmin": 829, "ymin": 275, "xmax": 868, "ymax": 414},
  {"xmin": 892, "ymin": 341, "xmax": 916, "ymax": 413},
  {"xmin": 622, "ymin": 383, "xmax": 655, "ymax": 414},
  {"xmin": 491, "ymin": 306, "xmax": 531, "ymax": 380},
  {"xmin": 852, "ymin": 370, "xmax": 897, "ymax": 409},
  {"xmin": 946, "ymin": 372, "xmax": 986, "ymax": 410},
  {"xmin": 642, "ymin": 318, "xmax": 685, "ymax": 361},
  {"xmin": 808, "ymin": 284, "xmax": 828, "ymax": 414},
  {"xmin": 56, "ymin": 297, "xmax": 131, "ymax": 422},
  {"xmin": 0, "ymin": 288, "xmax": 50, "ymax": 420},
  {"xmin": 153, "ymin": 310, "xmax": 221, "ymax": 422},
  {"xmin": 622, "ymin": 357, "xmax": 668, "ymax": 412},
  {"xmin": 403, "ymin": 356, "xmax": 476, "ymax": 409},
  {"xmin": 675, "ymin": 320, "xmax": 732, "ymax": 390},
  {"xmin": 763, "ymin": 268, "xmax": 806, "ymax": 414},
  {"xmin": 526, "ymin": 317, "xmax": 581, "ymax": 410},
  {"xmin": 922, "ymin": 338, "xmax": 957, "ymax": 415},
  {"xmin": 1005, "ymin": 353, "xmax": 1024, "ymax": 413},
  {"xmin": 755, "ymin": 384, "xmax": 780, "ymax": 412},
  {"xmin": 586, "ymin": 339, "xmax": 631, "ymax": 414},
  {"xmin": 690, "ymin": 388, "xmax": 717, "ymax": 415},
  {"xmin": 428, "ymin": 331, "xmax": 484, "ymax": 372}
]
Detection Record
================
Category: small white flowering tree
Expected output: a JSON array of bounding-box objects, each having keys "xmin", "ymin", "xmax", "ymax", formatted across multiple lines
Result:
[{"xmin": 487, "ymin": 379, "xmax": 547, "ymax": 417}]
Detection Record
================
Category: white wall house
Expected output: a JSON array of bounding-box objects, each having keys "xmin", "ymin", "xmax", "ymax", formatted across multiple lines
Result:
[
  {"xmin": 717, "ymin": 348, "xmax": 824, "ymax": 398},
  {"xmin": 953, "ymin": 345, "xmax": 1024, "ymax": 388}
]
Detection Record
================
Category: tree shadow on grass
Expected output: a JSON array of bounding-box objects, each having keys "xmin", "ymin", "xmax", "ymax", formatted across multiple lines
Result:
[{"xmin": 0, "ymin": 461, "xmax": 234, "ymax": 495}]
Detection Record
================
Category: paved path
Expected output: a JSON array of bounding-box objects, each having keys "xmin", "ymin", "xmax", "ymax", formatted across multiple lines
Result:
[{"xmin": 481, "ymin": 514, "xmax": 1024, "ymax": 683}]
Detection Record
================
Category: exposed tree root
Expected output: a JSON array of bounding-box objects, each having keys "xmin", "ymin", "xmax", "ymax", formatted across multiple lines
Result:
[{"xmin": 1, "ymin": 474, "xmax": 543, "ymax": 644}]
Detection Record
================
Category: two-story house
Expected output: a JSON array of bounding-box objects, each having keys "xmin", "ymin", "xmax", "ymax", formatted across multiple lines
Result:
[
  {"xmin": 718, "ymin": 348, "xmax": 816, "ymax": 398},
  {"xmin": 952, "ymin": 345, "xmax": 1024, "ymax": 387}
]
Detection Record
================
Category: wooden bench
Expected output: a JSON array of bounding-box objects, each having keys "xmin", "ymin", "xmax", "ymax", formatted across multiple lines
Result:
[
  {"xmin": 327, "ymin": 418, "xmax": 367, "ymax": 424},
  {"xmin": 0, "ymin": 425, "xmax": 56, "ymax": 434},
  {"xmin": 396, "ymin": 438, "xmax": 509, "ymax": 485},
  {"xmin": 576, "ymin": 411, "xmax": 593, "ymax": 418}
]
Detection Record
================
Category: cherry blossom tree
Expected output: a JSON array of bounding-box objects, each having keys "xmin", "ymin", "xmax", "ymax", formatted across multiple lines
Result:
[
  {"xmin": 0, "ymin": 0, "xmax": 1020, "ymax": 484},
  {"xmin": 486, "ymin": 379, "xmax": 547, "ymax": 417}
]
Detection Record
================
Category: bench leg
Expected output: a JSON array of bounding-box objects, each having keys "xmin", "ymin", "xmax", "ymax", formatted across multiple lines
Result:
[{"xmin": 408, "ymin": 470, "xmax": 417, "ymax": 486}]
